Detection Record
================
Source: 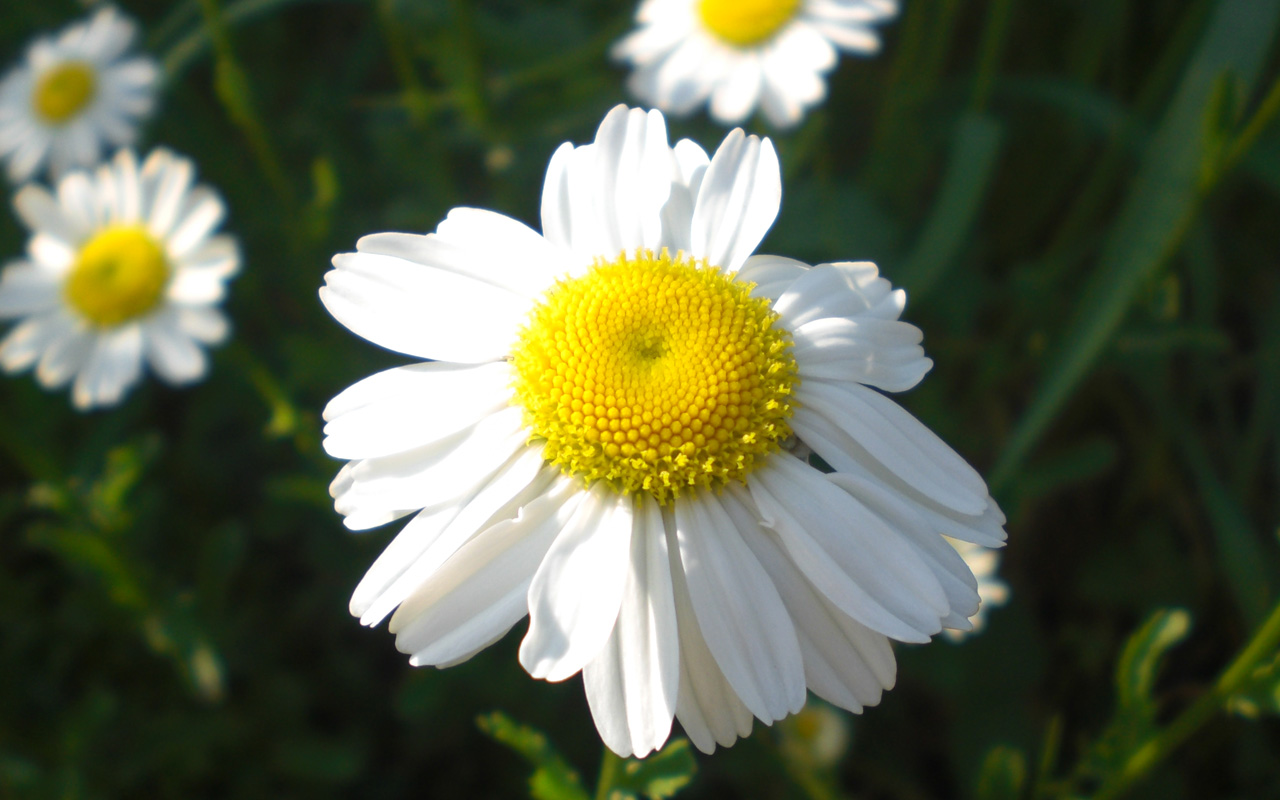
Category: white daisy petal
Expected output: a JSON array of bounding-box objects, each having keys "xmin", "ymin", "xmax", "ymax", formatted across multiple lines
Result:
[
  {"xmin": 690, "ymin": 128, "xmax": 781, "ymax": 272},
  {"xmin": 335, "ymin": 406, "xmax": 528, "ymax": 517},
  {"xmin": 709, "ymin": 57, "xmax": 764, "ymax": 125},
  {"xmin": 13, "ymin": 184, "xmax": 83, "ymax": 243},
  {"xmin": 320, "ymin": 251, "xmax": 529, "ymax": 364},
  {"xmin": 795, "ymin": 379, "xmax": 990, "ymax": 516},
  {"xmin": 659, "ymin": 138, "xmax": 712, "ymax": 253},
  {"xmin": 0, "ymin": 262, "xmax": 61, "ymax": 318},
  {"xmin": 350, "ymin": 445, "xmax": 551, "ymax": 627},
  {"xmin": 560, "ymin": 105, "xmax": 674, "ymax": 260},
  {"xmin": 941, "ymin": 537, "xmax": 1009, "ymax": 640},
  {"xmin": 173, "ymin": 306, "xmax": 229, "ymax": 344},
  {"xmin": 811, "ymin": 18, "xmax": 884, "ymax": 52},
  {"xmin": 357, "ymin": 210, "xmax": 562, "ymax": 299},
  {"xmin": 143, "ymin": 150, "xmax": 195, "ymax": 239},
  {"xmin": 751, "ymin": 452, "xmax": 950, "ymax": 642},
  {"xmin": 35, "ymin": 322, "xmax": 92, "ymax": 389},
  {"xmin": 768, "ymin": 20, "xmax": 839, "ymax": 73},
  {"xmin": 389, "ymin": 474, "xmax": 583, "ymax": 666},
  {"xmin": 540, "ymin": 142, "xmax": 577, "ymax": 253},
  {"xmin": 166, "ymin": 187, "xmax": 226, "ymax": 259},
  {"xmin": 789, "ymin": 409, "xmax": 1007, "ymax": 547},
  {"xmin": 668, "ymin": 519, "xmax": 756, "ymax": 753},
  {"xmin": 792, "ymin": 316, "xmax": 932, "ymax": 390},
  {"xmin": 177, "ymin": 234, "xmax": 239, "ymax": 276},
  {"xmin": 583, "ymin": 495, "xmax": 680, "ymax": 758},
  {"xmin": 774, "ymin": 260, "xmax": 903, "ymax": 328},
  {"xmin": 736, "ymin": 253, "xmax": 809, "ymax": 301},
  {"xmin": 167, "ymin": 265, "xmax": 233, "ymax": 304},
  {"xmin": 725, "ymin": 485, "xmax": 895, "ymax": 712},
  {"xmin": 71, "ymin": 324, "xmax": 142, "ymax": 409},
  {"xmin": 674, "ymin": 489, "xmax": 805, "ymax": 722},
  {"xmin": 0, "ymin": 311, "xmax": 71, "ymax": 372},
  {"xmin": 520, "ymin": 482, "xmax": 635, "ymax": 682},
  {"xmin": 56, "ymin": 171, "xmax": 101, "ymax": 232},
  {"xmin": 323, "ymin": 361, "xmax": 512, "ymax": 460},
  {"xmin": 826, "ymin": 472, "xmax": 981, "ymax": 628},
  {"xmin": 144, "ymin": 325, "xmax": 207, "ymax": 385}
]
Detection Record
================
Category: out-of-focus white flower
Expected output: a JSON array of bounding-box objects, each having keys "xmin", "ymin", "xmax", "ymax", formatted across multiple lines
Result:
[
  {"xmin": 613, "ymin": 0, "xmax": 898, "ymax": 128},
  {"xmin": 943, "ymin": 537, "xmax": 1009, "ymax": 641},
  {"xmin": 320, "ymin": 105, "xmax": 1005, "ymax": 758},
  {"xmin": 0, "ymin": 148, "xmax": 239, "ymax": 409},
  {"xmin": 0, "ymin": 7, "xmax": 159, "ymax": 183},
  {"xmin": 779, "ymin": 702, "xmax": 851, "ymax": 768}
]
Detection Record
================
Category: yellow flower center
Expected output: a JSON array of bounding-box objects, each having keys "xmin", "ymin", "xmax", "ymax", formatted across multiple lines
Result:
[
  {"xmin": 511, "ymin": 248, "xmax": 797, "ymax": 505},
  {"xmin": 33, "ymin": 62, "xmax": 97, "ymax": 124},
  {"xmin": 698, "ymin": 0, "xmax": 802, "ymax": 47},
  {"xmin": 65, "ymin": 227, "xmax": 170, "ymax": 327}
]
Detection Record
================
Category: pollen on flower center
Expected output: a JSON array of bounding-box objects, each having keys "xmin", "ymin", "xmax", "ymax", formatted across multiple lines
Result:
[
  {"xmin": 65, "ymin": 226, "xmax": 170, "ymax": 327},
  {"xmin": 33, "ymin": 62, "xmax": 97, "ymax": 124},
  {"xmin": 511, "ymin": 248, "xmax": 797, "ymax": 505},
  {"xmin": 698, "ymin": 0, "xmax": 803, "ymax": 48}
]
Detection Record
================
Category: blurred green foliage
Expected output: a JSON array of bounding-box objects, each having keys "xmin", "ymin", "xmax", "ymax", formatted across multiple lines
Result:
[{"xmin": 1, "ymin": 0, "xmax": 1280, "ymax": 797}]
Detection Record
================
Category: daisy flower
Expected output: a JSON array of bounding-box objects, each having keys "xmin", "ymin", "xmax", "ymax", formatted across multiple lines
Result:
[
  {"xmin": 942, "ymin": 537, "xmax": 1008, "ymax": 641},
  {"xmin": 320, "ymin": 105, "xmax": 1005, "ymax": 757},
  {"xmin": 0, "ymin": 148, "xmax": 240, "ymax": 410},
  {"xmin": 613, "ymin": 0, "xmax": 898, "ymax": 128},
  {"xmin": 0, "ymin": 6, "xmax": 160, "ymax": 183}
]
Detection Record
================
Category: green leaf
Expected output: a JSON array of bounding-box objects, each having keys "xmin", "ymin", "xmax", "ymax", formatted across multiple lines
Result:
[
  {"xmin": 26, "ymin": 524, "xmax": 149, "ymax": 612},
  {"xmin": 612, "ymin": 739, "xmax": 697, "ymax": 800},
  {"xmin": 975, "ymin": 745, "xmax": 1028, "ymax": 800},
  {"xmin": 1116, "ymin": 608, "xmax": 1192, "ymax": 711},
  {"xmin": 897, "ymin": 112, "xmax": 1004, "ymax": 300},
  {"xmin": 1226, "ymin": 651, "xmax": 1280, "ymax": 718},
  {"xmin": 1013, "ymin": 436, "xmax": 1119, "ymax": 505},
  {"xmin": 990, "ymin": 0, "xmax": 1280, "ymax": 490},
  {"xmin": 477, "ymin": 712, "xmax": 590, "ymax": 800},
  {"xmin": 1077, "ymin": 609, "xmax": 1193, "ymax": 781},
  {"xmin": 1199, "ymin": 70, "xmax": 1246, "ymax": 187}
]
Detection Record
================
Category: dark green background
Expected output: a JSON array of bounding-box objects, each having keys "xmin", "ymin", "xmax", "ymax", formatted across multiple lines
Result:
[{"xmin": 0, "ymin": 0, "xmax": 1278, "ymax": 797}]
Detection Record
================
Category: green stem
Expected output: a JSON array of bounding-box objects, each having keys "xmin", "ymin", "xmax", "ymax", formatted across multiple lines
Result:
[
  {"xmin": 1216, "ymin": 72, "xmax": 1280, "ymax": 178},
  {"xmin": 594, "ymin": 748, "xmax": 624, "ymax": 800},
  {"xmin": 196, "ymin": 0, "xmax": 294, "ymax": 206},
  {"xmin": 376, "ymin": 0, "xmax": 432, "ymax": 126},
  {"xmin": 971, "ymin": 0, "xmax": 1016, "ymax": 111},
  {"xmin": 1031, "ymin": 715, "xmax": 1063, "ymax": 800},
  {"xmin": 1090, "ymin": 598, "xmax": 1280, "ymax": 800},
  {"xmin": 445, "ymin": 0, "xmax": 489, "ymax": 134}
]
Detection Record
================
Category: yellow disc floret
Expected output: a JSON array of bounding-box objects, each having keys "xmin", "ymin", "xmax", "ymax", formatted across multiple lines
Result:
[
  {"xmin": 65, "ymin": 227, "xmax": 170, "ymax": 327},
  {"xmin": 511, "ymin": 248, "xmax": 797, "ymax": 505},
  {"xmin": 33, "ymin": 62, "xmax": 97, "ymax": 124},
  {"xmin": 698, "ymin": 0, "xmax": 802, "ymax": 48}
]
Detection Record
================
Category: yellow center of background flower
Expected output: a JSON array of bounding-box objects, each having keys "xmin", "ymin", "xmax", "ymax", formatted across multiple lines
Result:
[
  {"xmin": 511, "ymin": 249, "xmax": 797, "ymax": 505},
  {"xmin": 65, "ymin": 227, "xmax": 170, "ymax": 327},
  {"xmin": 33, "ymin": 62, "xmax": 97, "ymax": 124},
  {"xmin": 698, "ymin": 0, "xmax": 802, "ymax": 47}
]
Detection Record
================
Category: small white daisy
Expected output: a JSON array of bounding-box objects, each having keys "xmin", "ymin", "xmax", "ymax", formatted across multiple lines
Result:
[
  {"xmin": 942, "ymin": 536, "xmax": 1008, "ymax": 641},
  {"xmin": 0, "ymin": 148, "xmax": 239, "ymax": 410},
  {"xmin": 613, "ymin": 0, "xmax": 898, "ymax": 128},
  {"xmin": 321, "ymin": 105, "xmax": 1005, "ymax": 757},
  {"xmin": 0, "ymin": 6, "xmax": 160, "ymax": 183}
]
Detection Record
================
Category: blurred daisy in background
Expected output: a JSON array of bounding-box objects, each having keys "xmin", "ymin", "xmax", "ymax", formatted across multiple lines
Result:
[
  {"xmin": 0, "ymin": 148, "xmax": 240, "ymax": 410},
  {"xmin": 321, "ymin": 105, "xmax": 1004, "ymax": 758},
  {"xmin": 942, "ymin": 537, "xmax": 1008, "ymax": 641},
  {"xmin": 613, "ymin": 0, "xmax": 898, "ymax": 128},
  {"xmin": 0, "ymin": 6, "xmax": 160, "ymax": 183}
]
